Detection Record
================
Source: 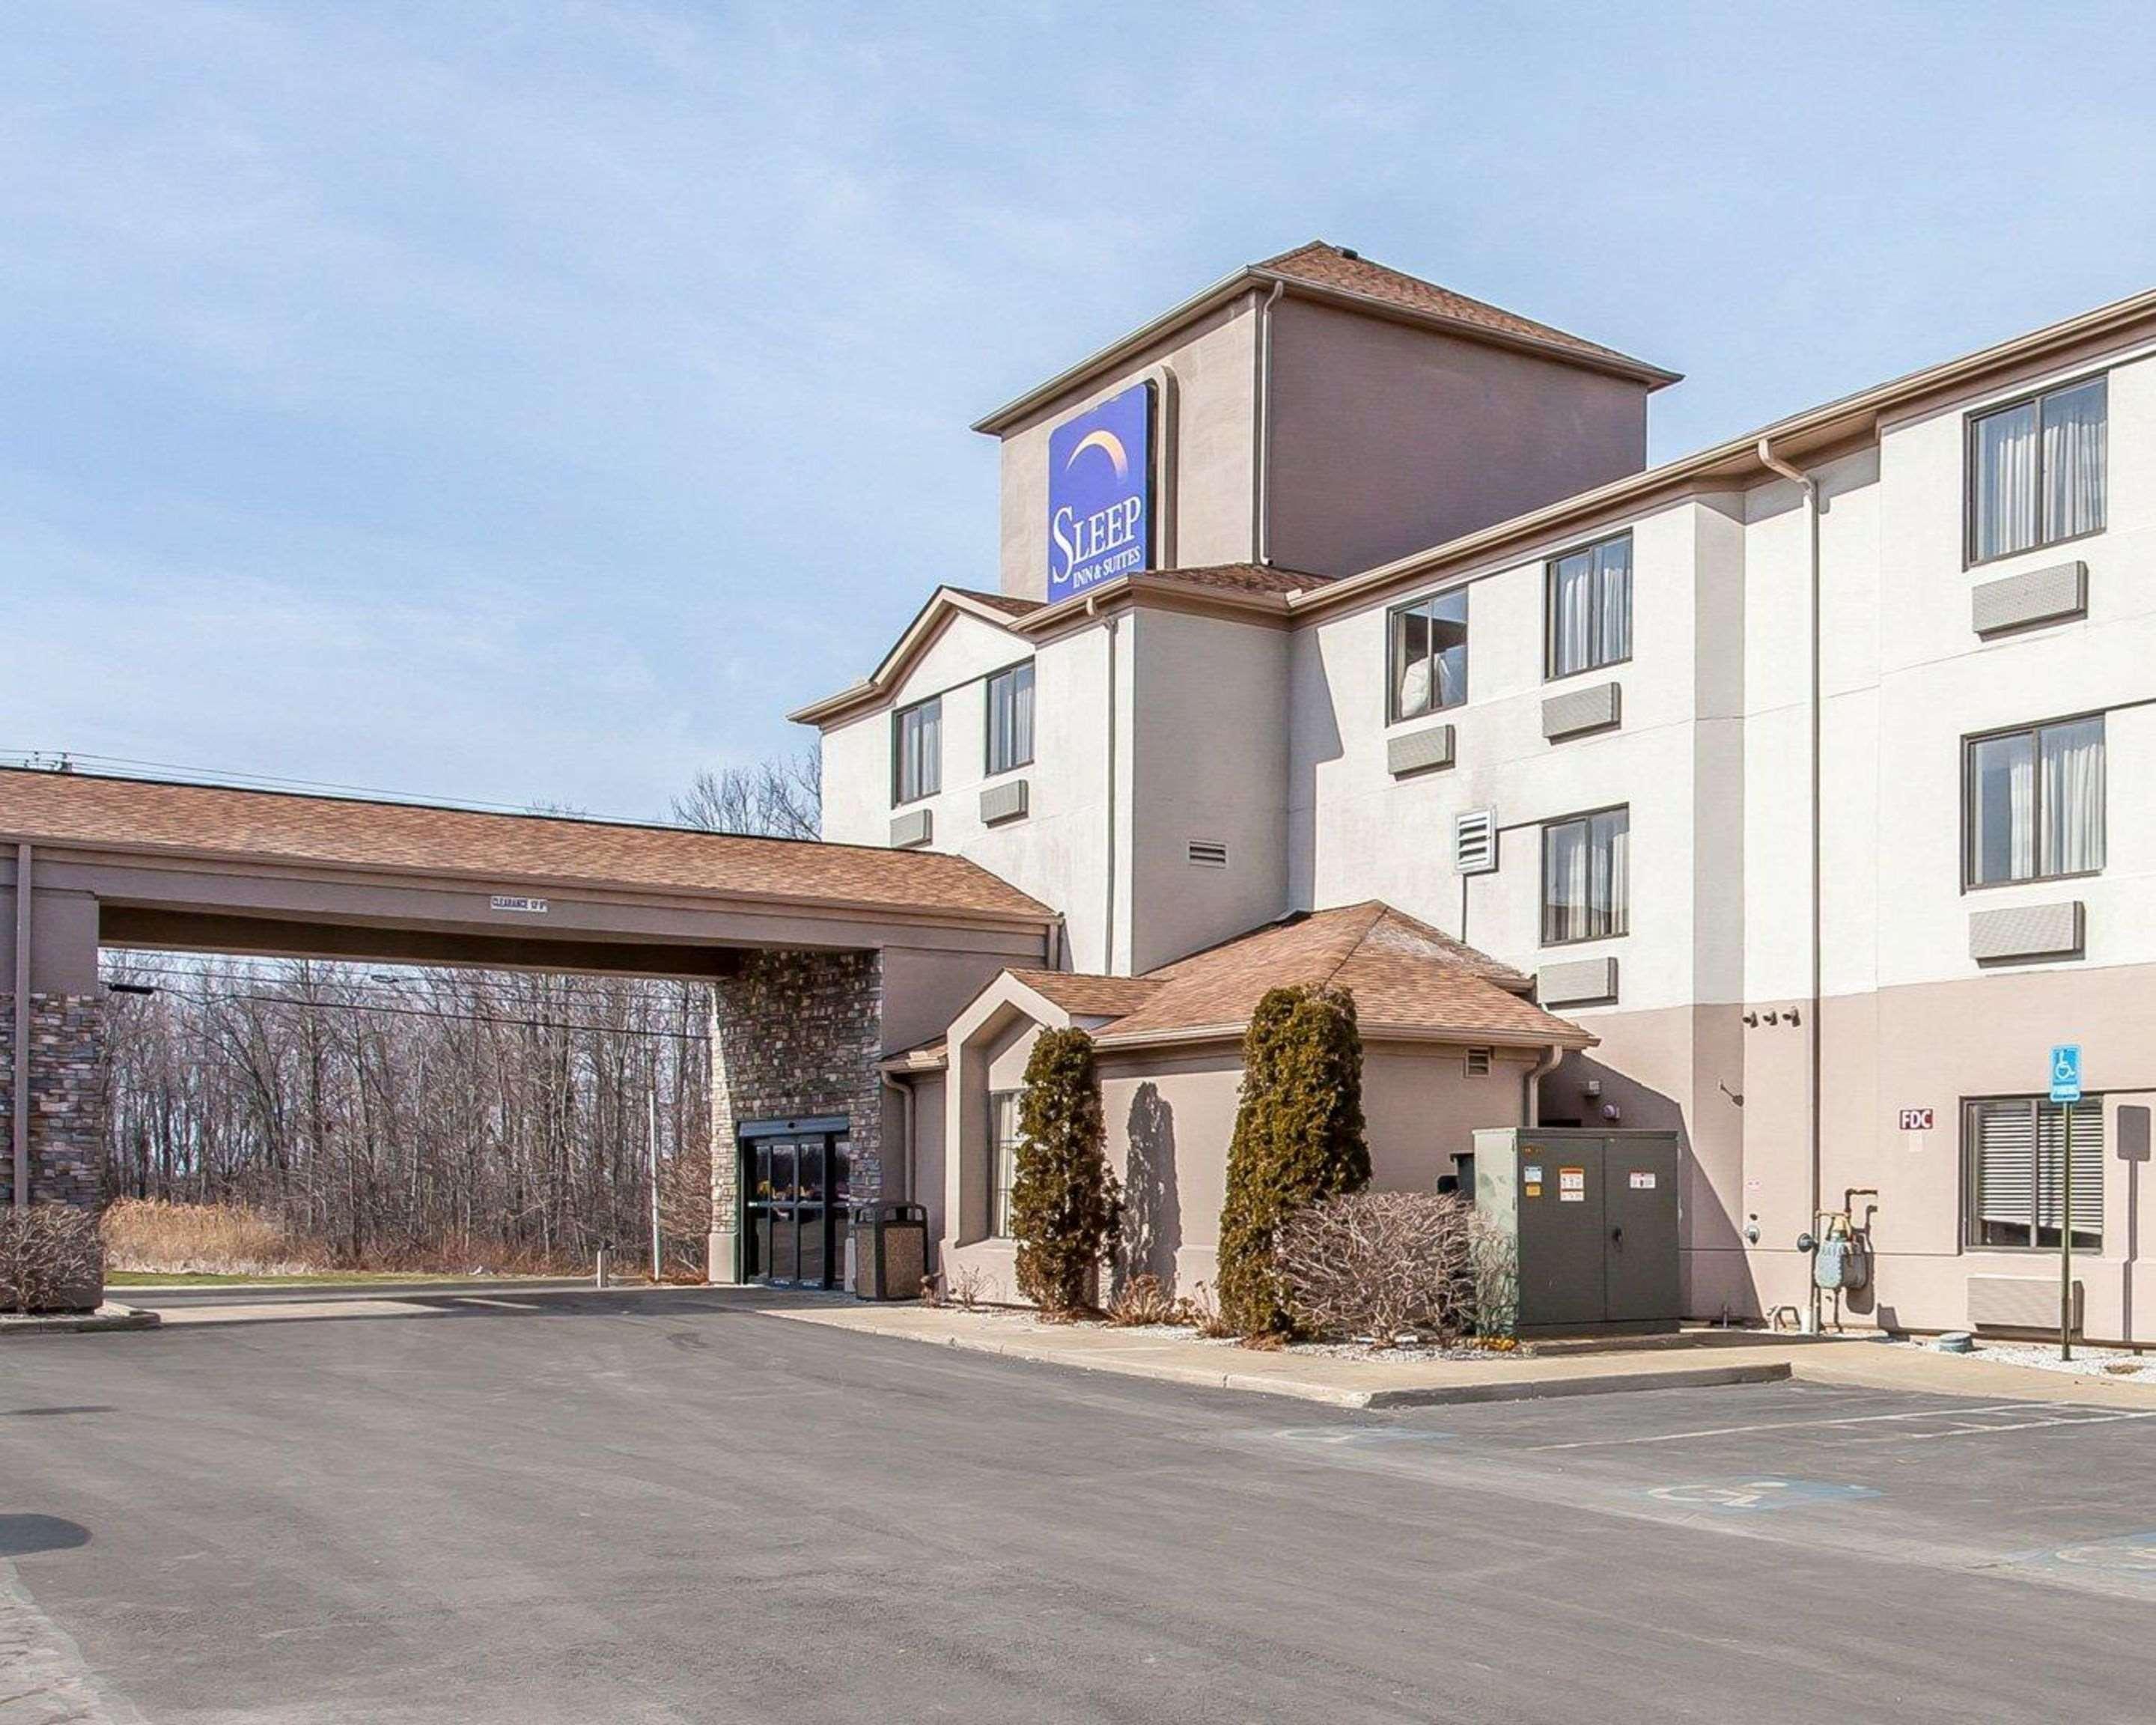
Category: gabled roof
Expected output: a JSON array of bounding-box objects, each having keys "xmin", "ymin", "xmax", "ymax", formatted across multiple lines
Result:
[
  {"xmin": 973, "ymin": 240, "xmax": 1677, "ymax": 433},
  {"xmin": 973, "ymin": 902, "xmax": 1592, "ymax": 1053},
  {"xmin": 788, "ymin": 585, "xmax": 1035, "ymax": 726},
  {"xmin": 1004, "ymin": 969, "xmax": 1163, "ymax": 1019},
  {"xmin": 0, "ymin": 768, "xmax": 1053, "ymax": 925}
]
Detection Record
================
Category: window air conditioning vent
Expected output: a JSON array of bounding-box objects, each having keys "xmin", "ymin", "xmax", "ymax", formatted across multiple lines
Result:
[
  {"xmin": 1187, "ymin": 839, "xmax": 1229, "ymax": 868},
  {"xmin": 1455, "ymin": 809, "xmax": 1497, "ymax": 874},
  {"xmin": 1464, "ymin": 1047, "xmax": 1493, "ymax": 1077}
]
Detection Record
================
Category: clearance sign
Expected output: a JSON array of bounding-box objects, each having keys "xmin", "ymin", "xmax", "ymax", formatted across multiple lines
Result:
[{"xmin": 1047, "ymin": 381, "xmax": 1154, "ymax": 603}]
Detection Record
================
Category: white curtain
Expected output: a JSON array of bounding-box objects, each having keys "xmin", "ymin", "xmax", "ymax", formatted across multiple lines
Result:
[
  {"xmin": 1551, "ymin": 551, "xmax": 1594, "ymax": 677},
  {"xmin": 1545, "ymin": 821, "xmax": 1587, "ymax": 942},
  {"xmin": 2041, "ymin": 717, "xmax": 2104, "ymax": 875},
  {"xmin": 1973, "ymin": 401, "xmax": 2038, "ymax": 562},
  {"xmin": 2043, "ymin": 379, "xmax": 2107, "ymax": 543},
  {"xmin": 1595, "ymin": 810, "xmax": 1630, "ymax": 937},
  {"xmin": 1595, "ymin": 538, "xmax": 1631, "ymax": 666}
]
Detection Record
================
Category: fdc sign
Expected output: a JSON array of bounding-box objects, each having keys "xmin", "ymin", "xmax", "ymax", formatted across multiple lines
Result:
[{"xmin": 1047, "ymin": 380, "xmax": 1154, "ymax": 603}]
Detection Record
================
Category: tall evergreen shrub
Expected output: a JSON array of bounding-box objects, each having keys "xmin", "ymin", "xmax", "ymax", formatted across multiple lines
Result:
[
  {"xmin": 1215, "ymin": 985, "xmax": 1369, "ymax": 1336},
  {"xmin": 1012, "ymin": 1028, "xmax": 1121, "ymax": 1314}
]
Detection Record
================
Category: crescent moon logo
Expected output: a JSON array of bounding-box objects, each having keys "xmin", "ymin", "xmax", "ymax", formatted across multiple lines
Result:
[{"xmin": 1065, "ymin": 428, "xmax": 1130, "ymax": 481}]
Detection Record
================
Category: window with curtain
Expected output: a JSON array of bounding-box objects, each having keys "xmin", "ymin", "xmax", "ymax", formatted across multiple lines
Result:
[
  {"xmin": 1546, "ymin": 534, "xmax": 1631, "ymax": 679},
  {"xmin": 1387, "ymin": 588, "xmax": 1469, "ymax": 721},
  {"xmin": 989, "ymin": 1089, "xmax": 1023, "ymax": 1238},
  {"xmin": 1969, "ymin": 376, "xmax": 2107, "ymax": 564},
  {"xmin": 1965, "ymin": 1095, "xmax": 2104, "ymax": 1250},
  {"xmin": 1964, "ymin": 715, "xmax": 2104, "ymax": 886},
  {"xmin": 1541, "ymin": 807, "xmax": 1630, "ymax": 945},
  {"xmin": 892, "ymin": 696, "xmax": 942, "ymax": 806},
  {"xmin": 985, "ymin": 663, "xmax": 1034, "ymax": 776}
]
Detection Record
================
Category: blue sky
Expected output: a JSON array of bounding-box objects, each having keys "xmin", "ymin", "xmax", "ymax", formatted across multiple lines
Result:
[{"xmin": 7, "ymin": 1, "xmax": 2155, "ymax": 821}]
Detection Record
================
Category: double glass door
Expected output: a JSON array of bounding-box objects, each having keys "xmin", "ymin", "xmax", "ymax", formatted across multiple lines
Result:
[{"xmin": 743, "ymin": 1132, "xmax": 852, "ymax": 1288}]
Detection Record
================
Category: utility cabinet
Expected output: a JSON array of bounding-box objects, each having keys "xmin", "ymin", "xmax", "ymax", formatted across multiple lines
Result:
[{"xmin": 1472, "ymin": 1128, "xmax": 1682, "ymax": 1334}]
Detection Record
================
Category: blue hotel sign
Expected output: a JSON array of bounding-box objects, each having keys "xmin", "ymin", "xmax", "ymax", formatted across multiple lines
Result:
[{"xmin": 1047, "ymin": 380, "xmax": 1154, "ymax": 603}]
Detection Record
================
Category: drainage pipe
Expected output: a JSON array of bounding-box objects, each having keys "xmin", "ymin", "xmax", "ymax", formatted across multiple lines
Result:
[
  {"xmin": 881, "ymin": 1071, "xmax": 915, "ymax": 1206},
  {"xmin": 1523, "ymin": 1042, "xmax": 1565, "ymax": 1131},
  {"xmin": 1252, "ymin": 281, "xmax": 1284, "ymax": 565},
  {"xmin": 1088, "ymin": 594, "xmax": 1121, "ymax": 973},
  {"xmin": 11, "ymin": 842, "xmax": 28, "ymax": 1210},
  {"xmin": 1757, "ymin": 436, "xmax": 1824, "ymax": 1334}
]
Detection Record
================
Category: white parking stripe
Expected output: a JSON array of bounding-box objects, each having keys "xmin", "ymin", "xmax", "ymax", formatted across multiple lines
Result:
[{"xmin": 1530, "ymin": 1402, "xmax": 2156, "ymax": 1450}]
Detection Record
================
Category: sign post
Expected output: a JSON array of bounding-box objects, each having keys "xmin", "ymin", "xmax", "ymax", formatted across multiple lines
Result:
[{"xmin": 2050, "ymin": 1044, "xmax": 2082, "ymax": 1361}]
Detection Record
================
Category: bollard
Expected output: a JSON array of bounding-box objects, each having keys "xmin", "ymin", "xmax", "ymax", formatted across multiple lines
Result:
[{"xmin": 594, "ymin": 1248, "xmax": 609, "ymax": 1290}]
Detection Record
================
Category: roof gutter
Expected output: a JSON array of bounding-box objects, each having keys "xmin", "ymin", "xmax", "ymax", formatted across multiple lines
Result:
[{"xmin": 1758, "ymin": 434, "xmax": 1824, "ymax": 1335}]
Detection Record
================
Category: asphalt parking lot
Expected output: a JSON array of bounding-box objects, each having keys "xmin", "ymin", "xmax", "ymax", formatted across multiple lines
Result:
[{"xmin": 4, "ymin": 1290, "xmax": 2154, "ymax": 1724}]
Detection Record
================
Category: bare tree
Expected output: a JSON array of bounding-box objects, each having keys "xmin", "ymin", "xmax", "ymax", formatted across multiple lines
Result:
[{"xmin": 671, "ymin": 746, "xmax": 821, "ymax": 839}]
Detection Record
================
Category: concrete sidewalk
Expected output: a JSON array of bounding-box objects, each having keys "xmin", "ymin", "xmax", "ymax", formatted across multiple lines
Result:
[{"xmin": 756, "ymin": 1299, "xmax": 2156, "ymax": 1411}]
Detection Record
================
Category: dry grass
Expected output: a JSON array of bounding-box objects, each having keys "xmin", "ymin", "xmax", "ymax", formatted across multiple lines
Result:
[{"xmin": 100, "ymin": 1199, "xmax": 327, "ymax": 1277}]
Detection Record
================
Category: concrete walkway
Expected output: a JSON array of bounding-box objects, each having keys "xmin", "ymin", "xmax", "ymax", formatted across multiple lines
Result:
[{"xmin": 757, "ymin": 1299, "xmax": 2156, "ymax": 1411}]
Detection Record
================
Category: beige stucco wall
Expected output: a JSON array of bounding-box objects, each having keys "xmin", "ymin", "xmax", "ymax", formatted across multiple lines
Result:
[
  {"xmin": 994, "ymin": 296, "xmax": 1259, "ymax": 600},
  {"xmin": 1267, "ymin": 298, "xmax": 1650, "ymax": 580}
]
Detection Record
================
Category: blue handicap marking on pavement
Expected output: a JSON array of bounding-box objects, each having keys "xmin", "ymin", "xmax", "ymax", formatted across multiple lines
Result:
[
  {"xmin": 1645, "ymin": 1479, "xmax": 1881, "ymax": 1513},
  {"xmin": 1275, "ymin": 1426, "xmax": 1453, "ymax": 1449},
  {"xmin": 2023, "ymin": 1530, "xmax": 2156, "ymax": 1578},
  {"xmin": 2050, "ymin": 1044, "xmax": 2083, "ymax": 1104}
]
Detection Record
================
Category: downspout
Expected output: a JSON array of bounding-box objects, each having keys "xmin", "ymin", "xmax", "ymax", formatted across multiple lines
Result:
[
  {"xmin": 1088, "ymin": 594, "xmax": 1121, "ymax": 974},
  {"xmin": 1523, "ymin": 1042, "xmax": 1565, "ymax": 1131},
  {"xmin": 11, "ymin": 842, "xmax": 28, "ymax": 1208},
  {"xmin": 881, "ymin": 1071, "xmax": 914, "ymax": 1205},
  {"xmin": 1252, "ymin": 281, "xmax": 1284, "ymax": 565},
  {"xmin": 1758, "ymin": 436, "xmax": 1824, "ymax": 1333}
]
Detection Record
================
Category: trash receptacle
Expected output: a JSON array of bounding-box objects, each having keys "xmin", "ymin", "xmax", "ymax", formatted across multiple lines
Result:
[{"xmin": 853, "ymin": 1203, "xmax": 928, "ymax": 1301}]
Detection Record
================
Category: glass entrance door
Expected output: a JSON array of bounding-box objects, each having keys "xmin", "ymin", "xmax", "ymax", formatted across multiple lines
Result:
[{"xmin": 740, "ymin": 1131, "xmax": 847, "ymax": 1289}]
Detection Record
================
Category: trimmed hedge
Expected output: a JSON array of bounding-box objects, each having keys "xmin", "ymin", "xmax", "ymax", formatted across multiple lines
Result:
[
  {"xmin": 1215, "ymin": 985, "xmax": 1369, "ymax": 1336},
  {"xmin": 1012, "ymin": 1027, "xmax": 1121, "ymax": 1314}
]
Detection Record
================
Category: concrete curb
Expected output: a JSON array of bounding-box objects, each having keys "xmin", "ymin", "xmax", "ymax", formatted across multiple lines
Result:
[
  {"xmin": 776, "ymin": 1314, "xmax": 1797, "ymax": 1408},
  {"xmin": 0, "ymin": 1302, "xmax": 161, "ymax": 1338}
]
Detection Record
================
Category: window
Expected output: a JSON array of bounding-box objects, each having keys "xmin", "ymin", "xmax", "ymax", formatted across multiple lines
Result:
[
  {"xmin": 1388, "ymin": 588, "xmax": 1468, "ymax": 721},
  {"xmin": 1968, "ymin": 376, "xmax": 2107, "ymax": 565},
  {"xmin": 1546, "ymin": 534, "xmax": 1631, "ymax": 679},
  {"xmin": 985, "ymin": 663, "xmax": 1034, "ymax": 776},
  {"xmin": 892, "ymin": 696, "xmax": 942, "ymax": 806},
  {"xmin": 989, "ymin": 1089, "xmax": 1023, "ymax": 1238},
  {"xmin": 1964, "ymin": 715, "xmax": 2104, "ymax": 887},
  {"xmin": 1965, "ymin": 1096, "xmax": 2103, "ymax": 1250},
  {"xmin": 1542, "ymin": 807, "xmax": 1629, "ymax": 945}
]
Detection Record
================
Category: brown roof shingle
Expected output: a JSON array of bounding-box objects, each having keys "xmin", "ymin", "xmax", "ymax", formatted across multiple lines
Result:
[
  {"xmin": 1258, "ymin": 242, "xmax": 1675, "ymax": 382},
  {"xmin": 949, "ymin": 588, "xmax": 1044, "ymax": 618},
  {"xmin": 0, "ymin": 769, "xmax": 1052, "ymax": 922},
  {"xmin": 1005, "ymin": 970, "xmax": 1164, "ymax": 1018},
  {"xmin": 1088, "ymin": 901, "xmax": 1588, "ymax": 1047}
]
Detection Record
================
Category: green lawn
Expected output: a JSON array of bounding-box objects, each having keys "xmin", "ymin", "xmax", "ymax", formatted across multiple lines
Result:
[{"xmin": 104, "ymin": 1270, "xmax": 577, "ymax": 1289}]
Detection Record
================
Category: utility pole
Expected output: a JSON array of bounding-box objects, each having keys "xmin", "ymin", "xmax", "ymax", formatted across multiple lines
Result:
[{"xmin": 648, "ymin": 1088, "xmax": 662, "ymax": 1284}]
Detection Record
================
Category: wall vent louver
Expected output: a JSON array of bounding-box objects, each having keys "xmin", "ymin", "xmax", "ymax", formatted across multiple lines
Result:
[
  {"xmin": 1187, "ymin": 839, "xmax": 1229, "ymax": 868},
  {"xmin": 1464, "ymin": 1047, "xmax": 1493, "ymax": 1077},
  {"xmin": 1455, "ymin": 809, "xmax": 1497, "ymax": 874}
]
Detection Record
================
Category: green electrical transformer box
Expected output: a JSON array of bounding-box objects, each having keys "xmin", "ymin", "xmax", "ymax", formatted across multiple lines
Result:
[{"xmin": 1472, "ymin": 1128, "xmax": 1683, "ymax": 1335}]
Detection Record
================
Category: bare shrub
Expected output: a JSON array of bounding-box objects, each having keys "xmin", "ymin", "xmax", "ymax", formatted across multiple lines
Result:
[
  {"xmin": 1105, "ymin": 1273, "xmax": 1181, "ymax": 1327},
  {"xmin": 1274, "ymin": 1190, "xmax": 1489, "ymax": 1345},
  {"xmin": 943, "ymin": 1264, "xmax": 991, "ymax": 1312},
  {"xmin": 1175, "ymin": 1280, "xmax": 1234, "ymax": 1339},
  {"xmin": 100, "ymin": 1199, "xmax": 324, "ymax": 1277},
  {"xmin": 1, "ymin": 1205, "xmax": 106, "ymax": 1313}
]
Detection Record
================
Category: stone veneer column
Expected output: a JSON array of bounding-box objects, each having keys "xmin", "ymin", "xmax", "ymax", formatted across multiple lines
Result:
[
  {"xmin": 0, "ymin": 993, "xmax": 104, "ymax": 1211},
  {"xmin": 706, "ymin": 950, "xmax": 884, "ymax": 1283}
]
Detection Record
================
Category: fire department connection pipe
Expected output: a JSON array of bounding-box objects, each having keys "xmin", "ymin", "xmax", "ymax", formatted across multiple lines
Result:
[{"xmin": 1757, "ymin": 436, "xmax": 1824, "ymax": 1333}]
